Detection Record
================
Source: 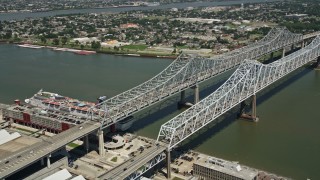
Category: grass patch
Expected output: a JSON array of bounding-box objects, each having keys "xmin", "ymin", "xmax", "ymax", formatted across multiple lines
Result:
[
  {"xmin": 176, "ymin": 45, "xmax": 189, "ymax": 49},
  {"xmin": 68, "ymin": 142, "xmax": 80, "ymax": 148},
  {"xmin": 122, "ymin": 44, "xmax": 148, "ymax": 51},
  {"xmin": 111, "ymin": 156, "xmax": 117, "ymax": 162}
]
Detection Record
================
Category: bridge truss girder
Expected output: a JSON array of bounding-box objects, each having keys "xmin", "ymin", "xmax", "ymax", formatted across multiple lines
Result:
[
  {"xmin": 86, "ymin": 27, "xmax": 302, "ymax": 129},
  {"xmin": 125, "ymin": 152, "xmax": 166, "ymax": 180},
  {"xmin": 157, "ymin": 36, "xmax": 320, "ymax": 150}
]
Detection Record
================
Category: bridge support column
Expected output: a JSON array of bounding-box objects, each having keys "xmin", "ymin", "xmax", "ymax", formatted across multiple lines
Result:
[
  {"xmin": 282, "ymin": 47, "xmax": 286, "ymax": 58},
  {"xmin": 316, "ymin": 57, "xmax": 320, "ymax": 70},
  {"xmin": 178, "ymin": 90, "xmax": 186, "ymax": 108},
  {"xmin": 41, "ymin": 158, "xmax": 44, "ymax": 166},
  {"xmin": 301, "ymin": 40, "xmax": 305, "ymax": 48},
  {"xmin": 251, "ymin": 94, "xmax": 257, "ymax": 120},
  {"xmin": 98, "ymin": 130, "xmax": 105, "ymax": 157},
  {"xmin": 83, "ymin": 135, "xmax": 89, "ymax": 153},
  {"xmin": 165, "ymin": 148, "xmax": 171, "ymax": 179},
  {"xmin": 240, "ymin": 94, "xmax": 258, "ymax": 122},
  {"xmin": 270, "ymin": 52, "xmax": 274, "ymax": 61},
  {"xmin": 47, "ymin": 154, "xmax": 51, "ymax": 168},
  {"xmin": 192, "ymin": 84, "xmax": 200, "ymax": 104}
]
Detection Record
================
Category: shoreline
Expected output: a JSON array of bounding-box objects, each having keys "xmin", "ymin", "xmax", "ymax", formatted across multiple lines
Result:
[{"xmin": 5, "ymin": 41, "xmax": 177, "ymax": 59}]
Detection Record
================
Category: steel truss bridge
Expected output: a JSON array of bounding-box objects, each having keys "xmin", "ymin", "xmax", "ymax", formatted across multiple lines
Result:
[
  {"xmin": 88, "ymin": 27, "xmax": 303, "ymax": 129},
  {"xmin": 1, "ymin": 27, "xmax": 317, "ymax": 179},
  {"xmin": 157, "ymin": 36, "xmax": 320, "ymax": 150},
  {"xmin": 124, "ymin": 34, "xmax": 320, "ymax": 180}
]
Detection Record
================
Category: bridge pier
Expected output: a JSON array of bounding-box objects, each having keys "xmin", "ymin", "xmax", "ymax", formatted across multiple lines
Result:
[
  {"xmin": 165, "ymin": 148, "xmax": 171, "ymax": 179},
  {"xmin": 251, "ymin": 94, "xmax": 257, "ymax": 120},
  {"xmin": 178, "ymin": 90, "xmax": 186, "ymax": 108},
  {"xmin": 270, "ymin": 52, "xmax": 274, "ymax": 61},
  {"xmin": 282, "ymin": 47, "xmax": 286, "ymax": 58},
  {"xmin": 192, "ymin": 84, "xmax": 200, "ymax": 104},
  {"xmin": 240, "ymin": 94, "xmax": 259, "ymax": 122},
  {"xmin": 83, "ymin": 135, "xmax": 89, "ymax": 153},
  {"xmin": 98, "ymin": 130, "xmax": 105, "ymax": 157},
  {"xmin": 47, "ymin": 154, "xmax": 51, "ymax": 168},
  {"xmin": 316, "ymin": 57, "xmax": 320, "ymax": 70},
  {"xmin": 301, "ymin": 40, "xmax": 305, "ymax": 48},
  {"xmin": 40, "ymin": 158, "xmax": 44, "ymax": 166}
]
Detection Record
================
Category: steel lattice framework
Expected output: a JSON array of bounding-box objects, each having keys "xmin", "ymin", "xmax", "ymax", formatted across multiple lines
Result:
[
  {"xmin": 126, "ymin": 152, "xmax": 166, "ymax": 180},
  {"xmin": 86, "ymin": 27, "xmax": 302, "ymax": 128},
  {"xmin": 157, "ymin": 36, "xmax": 320, "ymax": 150}
]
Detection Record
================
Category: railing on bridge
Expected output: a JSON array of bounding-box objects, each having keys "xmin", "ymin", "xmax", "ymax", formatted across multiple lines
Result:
[
  {"xmin": 157, "ymin": 36, "xmax": 320, "ymax": 150},
  {"xmin": 88, "ymin": 27, "xmax": 303, "ymax": 129}
]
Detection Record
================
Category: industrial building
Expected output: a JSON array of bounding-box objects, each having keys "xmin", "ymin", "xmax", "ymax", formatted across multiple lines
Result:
[{"xmin": 193, "ymin": 154, "xmax": 258, "ymax": 180}]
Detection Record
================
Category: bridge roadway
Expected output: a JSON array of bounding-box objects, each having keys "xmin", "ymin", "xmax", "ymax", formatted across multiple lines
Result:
[
  {"xmin": 98, "ymin": 145, "xmax": 166, "ymax": 180},
  {"xmin": 303, "ymin": 32, "xmax": 320, "ymax": 40},
  {"xmin": 0, "ymin": 121, "xmax": 100, "ymax": 178}
]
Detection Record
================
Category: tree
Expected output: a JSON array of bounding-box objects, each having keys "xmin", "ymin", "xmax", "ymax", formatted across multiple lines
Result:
[
  {"xmin": 91, "ymin": 41, "xmax": 101, "ymax": 49},
  {"xmin": 4, "ymin": 31, "xmax": 12, "ymax": 39},
  {"xmin": 75, "ymin": 40, "xmax": 80, "ymax": 46},
  {"xmin": 40, "ymin": 36, "xmax": 47, "ymax": 44},
  {"xmin": 61, "ymin": 36, "xmax": 68, "ymax": 45},
  {"xmin": 114, "ymin": 46, "xmax": 119, "ymax": 51},
  {"xmin": 80, "ymin": 44, "xmax": 84, "ymax": 49},
  {"xmin": 53, "ymin": 38, "xmax": 59, "ymax": 46}
]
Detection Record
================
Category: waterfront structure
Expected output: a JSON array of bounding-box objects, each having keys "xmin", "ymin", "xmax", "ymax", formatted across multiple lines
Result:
[
  {"xmin": 3, "ymin": 103, "xmax": 78, "ymax": 133},
  {"xmin": 2, "ymin": 90, "xmax": 134, "ymax": 133},
  {"xmin": 193, "ymin": 154, "xmax": 258, "ymax": 180}
]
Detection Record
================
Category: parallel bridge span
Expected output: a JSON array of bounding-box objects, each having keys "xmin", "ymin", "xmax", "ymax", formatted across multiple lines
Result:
[
  {"xmin": 157, "ymin": 35, "xmax": 320, "ymax": 150},
  {"xmin": 89, "ymin": 27, "xmax": 303, "ymax": 129}
]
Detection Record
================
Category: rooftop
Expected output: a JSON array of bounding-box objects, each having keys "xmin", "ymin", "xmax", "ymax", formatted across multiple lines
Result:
[{"xmin": 195, "ymin": 154, "xmax": 258, "ymax": 180}]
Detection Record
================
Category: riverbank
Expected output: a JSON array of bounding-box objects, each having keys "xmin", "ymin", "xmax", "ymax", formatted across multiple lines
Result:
[
  {"xmin": 0, "ymin": 0, "xmax": 281, "ymax": 21},
  {"xmin": 13, "ymin": 42, "xmax": 178, "ymax": 59}
]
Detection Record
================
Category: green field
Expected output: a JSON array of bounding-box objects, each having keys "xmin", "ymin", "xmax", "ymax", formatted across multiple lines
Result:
[{"xmin": 122, "ymin": 44, "xmax": 148, "ymax": 51}]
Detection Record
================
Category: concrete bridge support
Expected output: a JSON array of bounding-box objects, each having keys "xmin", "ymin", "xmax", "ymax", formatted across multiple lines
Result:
[
  {"xmin": 316, "ymin": 57, "xmax": 320, "ymax": 70},
  {"xmin": 47, "ymin": 154, "xmax": 51, "ymax": 168},
  {"xmin": 98, "ymin": 130, "xmax": 105, "ymax": 157},
  {"xmin": 83, "ymin": 135, "xmax": 89, "ymax": 153},
  {"xmin": 165, "ymin": 148, "xmax": 171, "ymax": 179},
  {"xmin": 41, "ymin": 158, "xmax": 44, "ymax": 166},
  {"xmin": 282, "ymin": 47, "xmax": 286, "ymax": 58},
  {"xmin": 192, "ymin": 84, "xmax": 200, "ymax": 104},
  {"xmin": 251, "ymin": 94, "xmax": 257, "ymax": 121},
  {"xmin": 301, "ymin": 40, "xmax": 305, "ymax": 48},
  {"xmin": 178, "ymin": 90, "xmax": 186, "ymax": 108},
  {"xmin": 240, "ymin": 94, "xmax": 258, "ymax": 122},
  {"xmin": 270, "ymin": 52, "xmax": 274, "ymax": 61}
]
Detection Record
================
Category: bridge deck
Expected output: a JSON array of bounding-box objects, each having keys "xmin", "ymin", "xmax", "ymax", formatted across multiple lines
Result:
[
  {"xmin": 98, "ymin": 145, "xmax": 166, "ymax": 180},
  {"xmin": 0, "ymin": 121, "xmax": 100, "ymax": 178}
]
